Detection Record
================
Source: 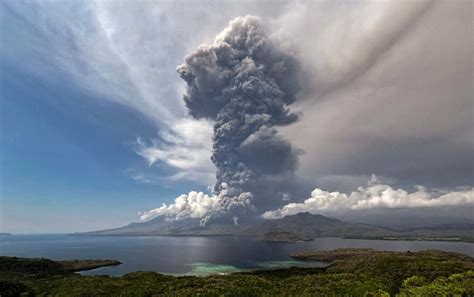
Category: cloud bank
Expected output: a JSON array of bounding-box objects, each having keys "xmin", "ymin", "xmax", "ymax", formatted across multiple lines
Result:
[
  {"xmin": 262, "ymin": 176, "xmax": 474, "ymax": 219},
  {"xmin": 140, "ymin": 175, "xmax": 474, "ymax": 222}
]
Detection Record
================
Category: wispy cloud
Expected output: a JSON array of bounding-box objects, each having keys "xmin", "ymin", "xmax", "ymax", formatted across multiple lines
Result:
[
  {"xmin": 136, "ymin": 118, "xmax": 215, "ymax": 184},
  {"xmin": 3, "ymin": 1, "xmax": 228, "ymax": 183},
  {"xmin": 3, "ymin": 1, "xmax": 180, "ymax": 125},
  {"xmin": 124, "ymin": 169, "xmax": 163, "ymax": 185}
]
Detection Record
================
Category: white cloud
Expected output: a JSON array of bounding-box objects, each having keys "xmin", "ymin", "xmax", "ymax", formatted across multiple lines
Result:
[
  {"xmin": 140, "ymin": 191, "xmax": 219, "ymax": 221},
  {"xmin": 262, "ymin": 176, "xmax": 474, "ymax": 219},
  {"xmin": 139, "ymin": 183, "xmax": 253, "ymax": 224},
  {"xmin": 4, "ymin": 1, "xmax": 222, "ymax": 126},
  {"xmin": 136, "ymin": 118, "xmax": 215, "ymax": 184}
]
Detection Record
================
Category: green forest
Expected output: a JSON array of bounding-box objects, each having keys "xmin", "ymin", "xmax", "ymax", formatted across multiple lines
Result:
[{"xmin": 1, "ymin": 249, "xmax": 473, "ymax": 296}]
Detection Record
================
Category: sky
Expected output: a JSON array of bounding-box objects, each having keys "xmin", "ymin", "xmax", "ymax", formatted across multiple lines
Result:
[{"xmin": 0, "ymin": 0, "xmax": 473, "ymax": 233}]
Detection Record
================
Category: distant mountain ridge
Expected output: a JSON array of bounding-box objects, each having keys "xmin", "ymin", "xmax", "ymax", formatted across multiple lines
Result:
[
  {"xmin": 79, "ymin": 212, "xmax": 402, "ymax": 241},
  {"xmin": 79, "ymin": 215, "xmax": 252, "ymax": 236},
  {"xmin": 255, "ymin": 212, "xmax": 400, "ymax": 241},
  {"xmin": 78, "ymin": 212, "xmax": 474, "ymax": 242}
]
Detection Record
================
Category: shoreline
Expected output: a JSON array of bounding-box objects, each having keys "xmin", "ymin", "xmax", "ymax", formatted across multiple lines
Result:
[
  {"xmin": 60, "ymin": 259, "xmax": 122, "ymax": 272},
  {"xmin": 70, "ymin": 233, "xmax": 474, "ymax": 244}
]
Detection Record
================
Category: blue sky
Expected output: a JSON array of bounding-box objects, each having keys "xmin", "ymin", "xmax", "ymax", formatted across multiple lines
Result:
[
  {"xmin": 1, "ymin": 0, "xmax": 472, "ymax": 232},
  {"xmin": 0, "ymin": 1, "xmax": 208, "ymax": 233},
  {"xmin": 0, "ymin": 57, "xmax": 207, "ymax": 233}
]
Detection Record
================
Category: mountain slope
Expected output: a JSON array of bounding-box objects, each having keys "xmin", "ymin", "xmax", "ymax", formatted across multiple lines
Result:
[
  {"xmin": 80, "ymin": 216, "xmax": 253, "ymax": 236},
  {"xmin": 79, "ymin": 212, "xmax": 400, "ymax": 240},
  {"xmin": 255, "ymin": 212, "xmax": 400, "ymax": 241}
]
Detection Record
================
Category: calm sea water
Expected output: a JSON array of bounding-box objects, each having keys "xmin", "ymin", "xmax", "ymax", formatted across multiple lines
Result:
[{"xmin": 1, "ymin": 235, "xmax": 473, "ymax": 276}]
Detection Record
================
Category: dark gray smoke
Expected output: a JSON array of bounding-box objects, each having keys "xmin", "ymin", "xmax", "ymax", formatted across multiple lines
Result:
[{"xmin": 177, "ymin": 16, "xmax": 301, "ymax": 225}]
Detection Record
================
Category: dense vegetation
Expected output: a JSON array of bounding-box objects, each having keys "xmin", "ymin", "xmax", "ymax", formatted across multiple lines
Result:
[
  {"xmin": 58, "ymin": 259, "xmax": 121, "ymax": 272},
  {"xmin": 0, "ymin": 257, "xmax": 120, "ymax": 275},
  {"xmin": 1, "ymin": 249, "xmax": 472, "ymax": 296}
]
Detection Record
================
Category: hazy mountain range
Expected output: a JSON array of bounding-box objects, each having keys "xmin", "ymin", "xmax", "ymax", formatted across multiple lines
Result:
[{"xmin": 79, "ymin": 212, "xmax": 474, "ymax": 242}]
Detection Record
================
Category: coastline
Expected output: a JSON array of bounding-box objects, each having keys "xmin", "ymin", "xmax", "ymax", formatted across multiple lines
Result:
[{"xmin": 1, "ymin": 249, "xmax": 473, "ymax": 296}]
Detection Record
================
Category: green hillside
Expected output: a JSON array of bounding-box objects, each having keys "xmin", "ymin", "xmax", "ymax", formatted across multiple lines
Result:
[{"xmin": 1, "ymin": 249, "xmax": 473, "ymax": 296}]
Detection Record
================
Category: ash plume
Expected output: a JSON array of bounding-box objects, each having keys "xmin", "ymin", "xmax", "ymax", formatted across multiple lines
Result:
[{"xmin": 177, "ymin": 16, "xmax": 301, "ymax": 225}]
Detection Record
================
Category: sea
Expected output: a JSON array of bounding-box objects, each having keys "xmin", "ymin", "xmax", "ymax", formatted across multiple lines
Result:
[{"xmin": 1, "ymin": 235, "xmax": 473, "ymax": 276}]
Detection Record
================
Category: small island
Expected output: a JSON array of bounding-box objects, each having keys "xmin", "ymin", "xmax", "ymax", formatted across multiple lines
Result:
[
  {"xmin": 1, "ymin": 249, "xmax": 473, "ymax": 296},
  {"xmin": 0, "ymin": 233, "xmax": 12, "ymax": 236}
]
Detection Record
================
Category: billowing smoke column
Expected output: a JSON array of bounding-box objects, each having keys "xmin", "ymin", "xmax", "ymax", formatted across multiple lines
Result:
[{"xmin": 177, "ymin": 16, "xmax": 301, "ymax": 225}]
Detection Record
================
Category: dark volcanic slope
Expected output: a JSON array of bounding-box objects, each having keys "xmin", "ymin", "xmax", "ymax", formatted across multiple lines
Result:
[
  {"xmin": 78, "ymin": 212, "xmax": 474, "ymax": 242},
  {"xmin": 256, "ymin": 212, "xmax": 400, "ymax": 240},
  {"xmin": 80, "ymin": 216, "xmax": 253, "ymax": 236},
  {"xmin": 79, "ymin": 212, "xmax": 399, "ymax": 240}
]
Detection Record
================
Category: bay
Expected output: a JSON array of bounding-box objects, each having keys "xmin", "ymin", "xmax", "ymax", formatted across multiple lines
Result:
[{"xmin": 1, "ymin": 235, "xmax": 472, "ymax": 276}]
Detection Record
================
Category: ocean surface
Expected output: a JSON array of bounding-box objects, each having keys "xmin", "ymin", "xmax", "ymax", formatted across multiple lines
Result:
[{"xmin": 1, "ymin": 235, "xmax": 473, "ymax": 276}]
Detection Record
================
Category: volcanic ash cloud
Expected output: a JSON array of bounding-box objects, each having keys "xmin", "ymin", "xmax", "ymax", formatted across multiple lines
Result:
[{"xmin": 176, "ymin": 16, "xmax": 302, "ymax": 225}]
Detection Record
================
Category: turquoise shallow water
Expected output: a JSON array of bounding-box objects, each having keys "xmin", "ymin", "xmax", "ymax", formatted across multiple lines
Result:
[
  {"xmin": 1, "ymin": 235, "xmax": 472, "ymax": 276},
  {"xmin": 186, "ymin": 262, "xmax": 247, "ymax": 275},
  {"xmin": 183, "ymin": 259, "xmax": 327, "ymax": 276}
]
